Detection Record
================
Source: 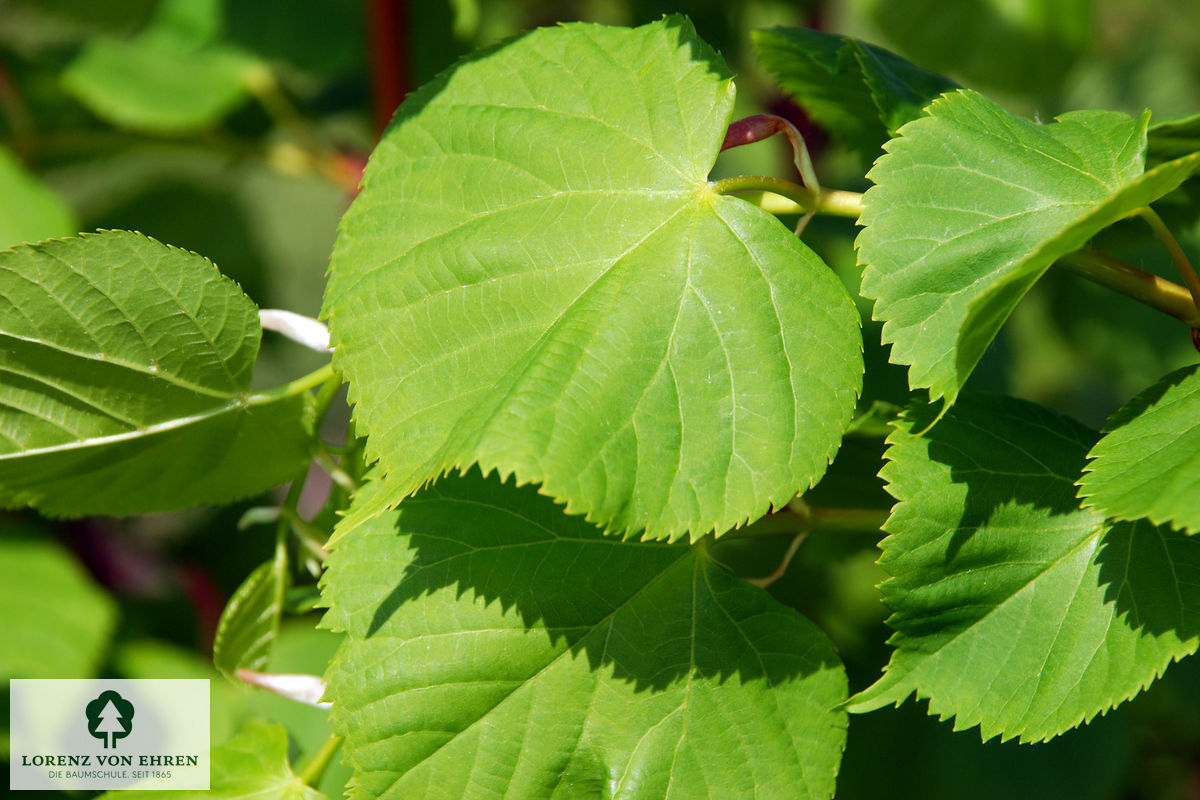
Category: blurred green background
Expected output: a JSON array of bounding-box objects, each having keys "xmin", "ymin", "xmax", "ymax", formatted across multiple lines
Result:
[{"xmin": 3, "ymin": 1, "xmax": 1200, "ymax": 797}]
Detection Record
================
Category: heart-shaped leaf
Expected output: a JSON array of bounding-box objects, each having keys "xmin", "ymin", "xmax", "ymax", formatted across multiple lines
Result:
[
  {"xmin": 0, "ymin": 230, "xmax": 316, "ymax": 516},
  {"xmin": 321, "ymin": 469, "xmax": 848, "ymax": 799},
  {"xmin": 1079, "ymin": 364, "xmax": 1200, "ymax": 534},
  {"xmin": 847, "ymin": 394, "xmax": 1200, "ymax": 742},
  {"xmin": 324, "ymin": 17, "xmax": 862, "ymax": 541},
  {"xmin": 858, "ymin": 89, "xmax": 1200, "ymax": 407}
]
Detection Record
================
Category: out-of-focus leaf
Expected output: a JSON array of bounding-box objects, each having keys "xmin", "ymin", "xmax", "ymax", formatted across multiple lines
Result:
[
  {"xmin": 752, "ymin": 26, "xmax": 956, "ymax": 161},
  {"xmin": 857, "ymin": 0, "xmax": 1093, "ymax": 94},
  {"xmin": 98, "ymin": 720, "xmax": 326, "ymax": 800},
  {"xmin": 0, "ymin": 533, "xmax": 117, "ymax": 679},
  {"xmin": 0, "ymin": 145, "xmax": 77, "ymax": 249},
  {"xmin": 63, "ymin": 0, "xmax": 258, "ymax": 133}
]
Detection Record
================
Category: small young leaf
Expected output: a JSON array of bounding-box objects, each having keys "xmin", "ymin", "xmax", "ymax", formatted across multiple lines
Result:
[
  {"xmin": 858, "ymin": 90, "xmax": 1200, "ymax": 407},
  {"xmin": 0, "ymin": 145, "xmax": 77, "ymax": 249},
  {"xmin": 324, "ymin": 17, "xmax": 862, "ymax": 541},
  {"xmin": 0, "ymin": 230, "xmax": 316, "ymax": 516},
  {"xmin": 62, "ymin": 0, "xmax": 257, "ymax": 133},
  {"xmin": 98, "ymin": 719, "xmax": 326, "ymax": 800},
  {"xmin": 1079, "ymin": 364, "xmax": 1200, "ymax": 534},
  {"xmin": 847, "ymin": 394, "xmax": 1200, "ymax": 742},
  {"xmin": 214, "ymin": 553, "xmax": 290, "ymax": 680},
  {"xmin": 752, "ymin": 27, "xmax": 956, "ymax": 161},
  {"xmin": 0, "ymin": 532, "xmax": 117, "ymax": 679},
  {"xmin": 321, "ymin": 469, "xmax": 848, "ymax": 800}
]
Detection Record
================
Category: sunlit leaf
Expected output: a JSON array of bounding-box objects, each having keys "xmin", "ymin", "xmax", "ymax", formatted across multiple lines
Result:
[
  {"xmin": 858, "ymin": 89, "xmax": 1200, "ymax": 406},
  {"xmin": 321, "ymin": 469, "xmax": 848, "ymax": 799},
  {"xmin": 324, "ymin": 17, "xmax": 862, "ymax": 541}
]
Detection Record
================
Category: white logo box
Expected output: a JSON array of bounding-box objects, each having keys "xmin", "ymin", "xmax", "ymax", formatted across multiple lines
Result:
[{"xmin": 10, "ymin": 679, "xmax": 210, "ymax": 791}]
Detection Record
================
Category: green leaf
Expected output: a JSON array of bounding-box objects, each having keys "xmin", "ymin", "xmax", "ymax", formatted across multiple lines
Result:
[
  {"xmin": 62, "ymin": 0, "xmax": 257, "ymax": 133},
  {"xmin": 0, "ymin": 532, "xmax": 117, "ymax": 679},
  {"xmin": 858, "ymin": 89, "xmax": 1200, "ymax": 407},
  {"xmin": 321, "ymin": 469, "xmax": 848, "ymax": 800},
  {"xmin": 847, "ymin": 394, "xmax": 1200, "ymax": 742},
  {"xmin": 751, "ymin": 27, "xmax": 957, "ymax": 161},
  {"xmin": 324, "ymin": 17, "xmax": 862, "ymax": 541},
  {"xmin": 0, "ymin": 145, "xmax": 77, "ymax": 250},
  {"xmin": 99, "ymin": 719, "xmax": 326, "ymax": 800},
  {"xmin": 0, "ymin": 230, "xmax": 317, "ymax": 516},
  {"xmin": 214, "ymin": 552, "xmax": 290, "ymax": 679},
  {"xmin": 1078, "ymin": 364, "xmax": 1200, "ymax": 534}
]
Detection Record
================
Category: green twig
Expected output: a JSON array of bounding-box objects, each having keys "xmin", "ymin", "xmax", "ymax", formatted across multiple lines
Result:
[
  {"xmin": 297, "ymin": 732, "xmax": 344, "ymax": 788},
  {"xmin": 710, "ymin": 175, "xmax": 864, "ymax": 219},
  {"xmin": 1057, "ymin": 249, "xmax": 1200, "ymax": 327},
  {"xmin": 1139, "ymin": 206, "xmax": 1200, "ymax": 311}
]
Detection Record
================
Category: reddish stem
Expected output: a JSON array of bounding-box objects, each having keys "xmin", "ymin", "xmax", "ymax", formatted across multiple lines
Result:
[{"xmin": 368, "ymin": 0, "xmax": 408, "ymax": 135}]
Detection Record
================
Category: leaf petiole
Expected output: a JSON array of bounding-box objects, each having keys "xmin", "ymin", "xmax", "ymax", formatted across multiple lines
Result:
[
  {"xmin": 297, "ymin": 732, "xmax": 344, "ymax": 788},
  {"xmin": 711, "ymin": 174, "xmax": 864, "ymax": 218},
  {"xmin": 1139, "ymin": 205, "xmax": 1200, "ymax": 311},
  {"xmin": 1057, "ymin": 248, "xmax": 1200, "ymax": 328}
]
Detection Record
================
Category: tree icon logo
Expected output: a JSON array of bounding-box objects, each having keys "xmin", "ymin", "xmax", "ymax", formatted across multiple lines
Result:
[{"xmin": 85, "ymin": 690, "xmax": 134, "ymax": 749}]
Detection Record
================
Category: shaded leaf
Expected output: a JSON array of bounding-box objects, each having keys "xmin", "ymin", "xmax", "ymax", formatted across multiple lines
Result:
[
  {"xmin": 321, "ymin": 469, "xmax": 848, "ymax": 800},
  {"xmin": 324, "ymin": 17, "xmax": 862, "ymax": 541},
  {"xmin": 0, "ymin": 532, "xmax": 117, "ymax": 679},
  {"xmin": 99, "ymin": 719, "xmax": 326, "ymax": 800},
  {"xmin": 63, "ymin": 0, "xmax": 257, "ymax": 133},
  {"xmin": 1148, "ymin": 112, "xmax": 1200, "ymax": 164},
  {"xmin": 857, "ymin": 0, "xmax": 1091, "ymax": 94},
  {"xmin": 858, "ymin": 89, "xmax": 1200, "ymax": 406},
  {"xmin": 214, "ymin": 553, "xmax": 290, "ymax": 679},
  {"xmin": 751, "ymin": 27, "xmax": 956, "ymax": 161},
  {"xmin": 847, "ymin": 394, "xmax": 1200, "ymax": 742},
  {"xmin": 0, "ymin": 230, "xmax": 316, "ymax": 516},
  {"xmin": 0, "ymin": 145, "xmax": 77, "ymax": 250},
  {"xmin": 1079, "ymin": 364, "xmax": 1200, "ymax": 534}
]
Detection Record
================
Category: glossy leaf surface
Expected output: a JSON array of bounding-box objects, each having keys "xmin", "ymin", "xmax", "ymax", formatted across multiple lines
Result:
[
  {"xmin": 321, "ymin": 470, "xmax": 848, "ymax": 799},
  {"xmin": 324, "ymin": 17, "xmax": 862, "ymax": 541}
]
